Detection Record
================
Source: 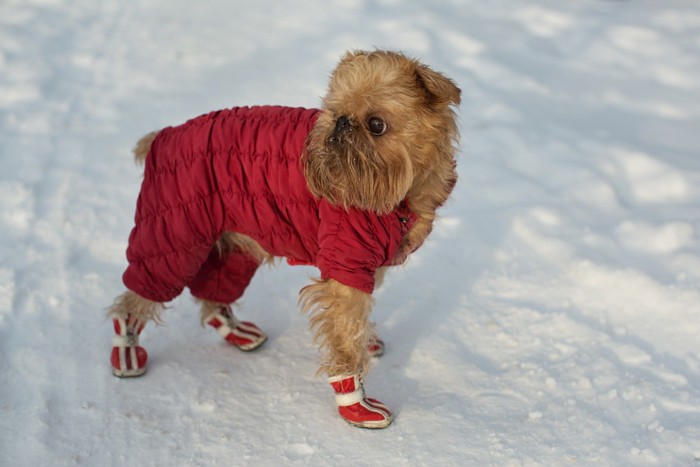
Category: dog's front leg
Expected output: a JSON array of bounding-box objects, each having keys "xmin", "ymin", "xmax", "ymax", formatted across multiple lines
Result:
[{"xmin": 300, "ymin": 279, "xmax": 393, "ymax": 428}]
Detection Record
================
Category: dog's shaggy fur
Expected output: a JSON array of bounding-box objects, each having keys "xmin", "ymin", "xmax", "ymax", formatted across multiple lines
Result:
[{"xmin": 109, "ymin": 49, "xmax": 460, "ymax": 381}]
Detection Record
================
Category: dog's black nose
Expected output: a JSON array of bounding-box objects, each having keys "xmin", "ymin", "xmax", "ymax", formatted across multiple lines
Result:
[
  {"xmin": 329, "ymin": 116, "xmax": 352, "ymax": 145},
  {"xmin": 335, "ymin": 115, "xmax": 351, "ymax": 132}
]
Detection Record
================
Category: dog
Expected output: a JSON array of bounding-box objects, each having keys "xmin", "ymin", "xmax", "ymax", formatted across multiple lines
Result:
[{"xmin": 108, "ymin": 50, "xmax": 460, "ymax": 429}]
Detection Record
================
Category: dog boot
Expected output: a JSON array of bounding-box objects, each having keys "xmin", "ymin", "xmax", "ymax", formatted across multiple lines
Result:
[
  {"xmin": 111, "ymin": 315, "xmax": 148, "ymax": 378},
  {"xmin": 328, "ymin": 374, "xmax": 393, "ymax": 429},
  {"xmin": 205, "ymin": 305, "xmax": 267, "ymax": 351},
  {"xmin": 367, "ymin": 337, "xmax": 385, "ymax": 358}
]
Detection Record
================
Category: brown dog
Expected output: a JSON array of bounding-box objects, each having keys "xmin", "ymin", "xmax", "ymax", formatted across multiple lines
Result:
[{"xmin": 109, "ymin": 50, "xmax": 460, "ymax": 428}]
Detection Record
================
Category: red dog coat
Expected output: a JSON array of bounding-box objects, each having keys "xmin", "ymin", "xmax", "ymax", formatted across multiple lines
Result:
[{"xmin": 122, "ymin": 106, "xmax": 417, "ymax": 304}]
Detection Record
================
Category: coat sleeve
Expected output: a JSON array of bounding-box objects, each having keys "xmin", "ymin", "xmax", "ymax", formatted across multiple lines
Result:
[{"xmin": 315, "ymin": 201, "xmax": 402, "ymax": 294}]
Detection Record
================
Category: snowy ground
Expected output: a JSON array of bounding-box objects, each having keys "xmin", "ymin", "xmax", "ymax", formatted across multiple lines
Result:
[{"xmin": 1, "ymin": 0, "xmax": 699, "ymax": 465}]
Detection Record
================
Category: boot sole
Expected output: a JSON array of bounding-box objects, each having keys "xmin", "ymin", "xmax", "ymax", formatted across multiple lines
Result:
[
  {"xmin": 345, "ymin": 416, "xmax": 393, "ymax": 429},
  {"xmin": 112, "ymin": 367, "xmax": 146, "ymax": 378},
  {"xmin": 235, "ymin": 335, "xmax": 267, "ymax": 352}
]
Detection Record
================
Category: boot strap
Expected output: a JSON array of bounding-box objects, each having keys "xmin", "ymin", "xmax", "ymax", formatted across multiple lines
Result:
[
  {"xmin": 208, "ymin": 311, "xmax": 240, "ymax": 338},
  {"xmin": 334, "ymin": 388, "xmax": 365, "ymax": 406},
  {"xmin": 113, "ymin": 334, "xmax": 139, "ymax": 348}
]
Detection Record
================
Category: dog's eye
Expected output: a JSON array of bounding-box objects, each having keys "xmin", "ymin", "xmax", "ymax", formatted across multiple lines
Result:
[{"xmin": 367, "ymin": 117, "xmax": 387, "ymax": 136}]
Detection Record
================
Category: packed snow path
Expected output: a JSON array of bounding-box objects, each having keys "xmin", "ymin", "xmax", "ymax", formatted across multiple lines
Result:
[{"xmin": 1, "ymin": 0, "xmax": 699, "ymax": 465}]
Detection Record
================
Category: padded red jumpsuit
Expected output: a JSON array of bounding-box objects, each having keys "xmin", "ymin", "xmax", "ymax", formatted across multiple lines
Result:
[{"xmin": 122, "ymin": 106, "xmax": 417, "ymax": 304}]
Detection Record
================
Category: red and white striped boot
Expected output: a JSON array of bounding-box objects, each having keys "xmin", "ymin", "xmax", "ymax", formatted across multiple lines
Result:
[
  {"xmin": 367, "ymin": 337, "xmax": 385, "ymax": 358},
  {"xmin": 205, "ymin": 306, "xmax": 267, "ymax": 351},
  {"xmin": 111, "ymin": 315, "xmax": 148, "ymax": 378},
  {"xmin": 328, "ymin": 374, "xmax": 393, "ymax": 429}
]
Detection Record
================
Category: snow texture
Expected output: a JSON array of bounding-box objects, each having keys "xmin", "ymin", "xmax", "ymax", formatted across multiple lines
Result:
[{"xmin": 1, "ymin": 0, "xmax": 699, "ymax": 465}]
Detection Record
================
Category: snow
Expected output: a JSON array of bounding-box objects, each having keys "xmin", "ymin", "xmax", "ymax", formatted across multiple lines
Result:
[{"xmin": 1, "ymin": 0, "xmax": 699, "ymax": 465}]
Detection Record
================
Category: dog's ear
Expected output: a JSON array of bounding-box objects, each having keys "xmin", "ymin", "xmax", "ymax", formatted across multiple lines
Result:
[{"xmin": 414, "ymin": 63, "xmax": 461, "ymax": 108}]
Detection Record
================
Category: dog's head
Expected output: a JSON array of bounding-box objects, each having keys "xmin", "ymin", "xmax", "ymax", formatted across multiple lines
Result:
[{"xmin": 304, "ymin": 50, "xmax": 461, "ymax": 213}]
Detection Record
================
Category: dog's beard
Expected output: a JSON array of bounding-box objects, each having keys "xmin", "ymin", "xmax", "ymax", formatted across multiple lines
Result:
[{"xmin": 304, "ymin": 124, "xmax": 413, "ymax": 213}]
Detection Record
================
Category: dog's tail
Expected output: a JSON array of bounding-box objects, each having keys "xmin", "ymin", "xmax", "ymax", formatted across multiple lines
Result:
[{"xmin": 132, "ymin": 131, "xmax": 159, "ymax": 166}]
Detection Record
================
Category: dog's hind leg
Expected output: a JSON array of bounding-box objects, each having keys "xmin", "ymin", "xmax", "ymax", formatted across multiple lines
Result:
[
  {"xmin": 189, "ymin": 233, "xmax": 268, "ymax": 351},
  {"xmin": 108, "ymin": 290, "xmax": 164, "ymax": 377}
]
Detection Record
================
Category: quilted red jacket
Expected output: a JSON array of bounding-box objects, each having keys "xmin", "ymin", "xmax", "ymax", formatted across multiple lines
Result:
[{"xmin": 122, "ymin": 106, "xmax": 417, "ymax": 302}]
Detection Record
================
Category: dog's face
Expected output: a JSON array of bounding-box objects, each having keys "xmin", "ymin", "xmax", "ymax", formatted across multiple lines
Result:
[{"xmin": 304, "ymin": 50, "xmax": 461, "ymax": 213}]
